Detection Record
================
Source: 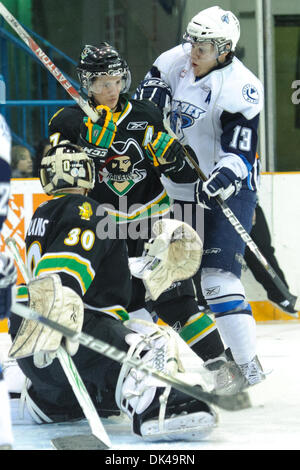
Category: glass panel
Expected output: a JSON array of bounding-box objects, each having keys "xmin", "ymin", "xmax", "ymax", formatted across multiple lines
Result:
[
  {"xmin": 274, "ymin": 15, "xmax": 300, "ymax": 171},
  {"xmin": 1, "ymin": 0, "xmax": 183, "ymax": 153}
]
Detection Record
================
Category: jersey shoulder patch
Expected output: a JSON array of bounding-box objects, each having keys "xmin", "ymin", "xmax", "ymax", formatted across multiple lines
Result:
[
  {"xmin": 217, "ymin": 58, "xmax": 264, "ymax": 120},
  {"xmin": 78, "ymin": 201, "xmax": 93, "ymax": 221}
]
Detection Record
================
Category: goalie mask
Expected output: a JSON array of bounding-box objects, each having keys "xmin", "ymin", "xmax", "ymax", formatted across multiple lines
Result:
[
  {"xmin": 76, "ymin": 43, "xmax": 131, "ymax": 96},
  {"xmin": 39, "ymin": 141, "xmax": 95, "ymax": 195},
  {"xmin": 183, "ymin": 6, "xmax": 240, "ymax": 59}
]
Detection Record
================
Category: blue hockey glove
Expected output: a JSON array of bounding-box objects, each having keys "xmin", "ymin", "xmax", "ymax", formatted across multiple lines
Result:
[
  {"xmin": 134, "ymin": 78, "xmax": 172, "ymax": 112},
  {"xmin": 195, "ymin": 167, "xmax": 242, "ymax": 209},
  {"xmin": 0, "ymin": 253, "xmax": 17, "ymax": 319},
  {"xmin": 146, "ymin": 132, "xmax": 185, "ymax": 176}
]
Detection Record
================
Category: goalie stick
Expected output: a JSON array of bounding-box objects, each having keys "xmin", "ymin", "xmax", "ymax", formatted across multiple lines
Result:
[
  {"xmin": 0, "ymin": 2, "xmax": 99, "ymax": 123},
  {"xmin": 161, "ymin": 119, "xmax": 298, "ymax": 316},
  {"xmin": 5, "ymin": 237, "xmax": 111, "ymax": 450},
  {"xmin": 11, "ymin": 301, "xmax": 246, "ymax": 412}
]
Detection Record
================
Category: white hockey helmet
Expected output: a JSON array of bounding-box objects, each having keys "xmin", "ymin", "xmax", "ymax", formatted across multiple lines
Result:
[
  {"xmin": 183, "ymin": 6, "xmax": 240, "ymax": 55},
  {"xmin": 40, "ymin": 141, "xmax": 95, "ymax": 195}
]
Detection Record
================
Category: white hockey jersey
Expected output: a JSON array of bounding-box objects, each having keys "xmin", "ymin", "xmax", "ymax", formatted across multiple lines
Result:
[{"xmin": 147, "ymin": 45, "xmax": 264, "ymax": 201}]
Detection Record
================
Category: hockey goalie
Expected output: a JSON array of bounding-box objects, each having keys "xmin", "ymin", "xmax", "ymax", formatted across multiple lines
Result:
[{"xmin": 8, "ymin": 142, "xmax": 217, "ymax": 443}]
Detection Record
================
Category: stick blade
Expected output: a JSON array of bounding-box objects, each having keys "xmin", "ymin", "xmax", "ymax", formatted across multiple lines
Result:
[
  {"xmin": 207, "ymin": 391, "xmax": 252, "ymax": 411},
  {"xmin": 51, "ymin": 434, "xmax": 109, "ymax": 450}
]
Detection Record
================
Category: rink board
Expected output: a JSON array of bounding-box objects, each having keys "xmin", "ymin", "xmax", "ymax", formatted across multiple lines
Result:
[{"xmin": 0, "ymin": 174, "xmax": 299, "ymax": 333}]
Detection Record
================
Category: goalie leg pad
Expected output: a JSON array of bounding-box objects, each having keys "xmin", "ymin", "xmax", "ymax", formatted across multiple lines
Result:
[
  {"xmin": 136, "ymin": 388, "xmax": 217, "ymax": 442},
  {"xmin": 9, "ymin": 274, "xmax": 84, "ymax": 362},
  {"xmin": 115, "ymin": 319, "xmax": 217, "ymax": 442}
]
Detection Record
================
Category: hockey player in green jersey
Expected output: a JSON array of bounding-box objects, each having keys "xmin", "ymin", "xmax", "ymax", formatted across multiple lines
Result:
[
  {"xmin": 47, "ymin": 43, "xmax": 251, "ymax": 397},
  {"xmin": 9, "ymin": 142, "xmax": 218, "ymax": 442}
]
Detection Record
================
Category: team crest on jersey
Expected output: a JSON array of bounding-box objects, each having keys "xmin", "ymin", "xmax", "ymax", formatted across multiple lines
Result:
[
  {"xmin": 169, "ymin": 100, "xmax": 206, "ymax": 140},
  {"xmin": 242, "ymin": 84, "xmax": 259, "ymax": 104},
  {"xmin": 98, "ymin": 138, "xmax": 146, "ymax": 196},
  {"xmin": 78, "ymin": 202, "xmax": 93, "ymax": 220}
]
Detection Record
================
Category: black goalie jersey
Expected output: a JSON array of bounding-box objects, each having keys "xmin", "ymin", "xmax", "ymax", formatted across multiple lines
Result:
[
  {"xmin": 48, "ymin": 97, "xmax": 171, "ymax": 229},
  {"xmin": 24, "ymin": 193, "xmax": 132, "ymax": 322}
]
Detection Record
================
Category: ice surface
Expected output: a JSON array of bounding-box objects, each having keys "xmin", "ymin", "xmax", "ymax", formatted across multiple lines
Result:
[{"xmin": 3, "ymin": 321, "xmax": 300, "ymax": 450}]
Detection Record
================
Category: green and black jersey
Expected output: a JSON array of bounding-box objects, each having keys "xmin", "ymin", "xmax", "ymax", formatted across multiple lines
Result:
[
  {"xmin": 23, "ymin": 193, "xmax": 131, "ymax": 322},
  {"xmin": 48, "ymin": 97, "xmax": 171, "ymax": 226}
]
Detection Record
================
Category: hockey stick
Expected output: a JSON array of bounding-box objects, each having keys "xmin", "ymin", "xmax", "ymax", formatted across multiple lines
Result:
[
  {"xmin": 0, "ymin": 2, "xmax": 99, "ymax": 123},
  {"xmin": 162, "ymin": 119, "xmax": 298, "ymax": 315},
  {"xmin": 5, "ymin": 237, "xmax": 111, "ymax": 450},
  {"xmin": 10, "ymin": 301, "xmax": 245, "ymax": 412}
]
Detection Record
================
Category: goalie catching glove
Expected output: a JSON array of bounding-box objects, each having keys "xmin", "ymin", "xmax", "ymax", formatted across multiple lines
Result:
[
  {"xmin": 9, "ymin": 274, "xmax": 84, "ymax": 367},
  {"xmin": 146, "ymin": 132, "xmax": 185, "ymax": 176},
  {"xmin": 129, "ymin": 219, "xmax": 203, "ymax": 301},
  {"xmin": 80, "ymin": 105, "xmax": 117, "ymax": 149}
]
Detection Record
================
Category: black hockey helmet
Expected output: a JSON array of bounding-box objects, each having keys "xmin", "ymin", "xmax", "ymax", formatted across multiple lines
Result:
[
  {"xmin": 76, "ymin": 43, "xmax": 131, "ymax": 95},
  {"xmin": 39, "ymin": 141, "xmax": 95, "ymax": 195}
]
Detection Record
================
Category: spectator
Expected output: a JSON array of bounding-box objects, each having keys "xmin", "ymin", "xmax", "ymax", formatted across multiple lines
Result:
[
  {"xmin": 33, "ymin": 139, "xmax": 51, "ymax": 177},
  {"xmin": 11, "ymin": 145, "xmax": 33, "ymax": 178}
]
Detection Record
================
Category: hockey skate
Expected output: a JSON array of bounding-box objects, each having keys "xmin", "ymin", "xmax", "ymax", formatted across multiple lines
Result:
[
  {"xmin": 237, "ymin": 355, "xmax": 266, "ymax": 386},
  {"xmin": 203, "ymin": 356, "xmax": 251, "ymax": 409},
  {"xmin": 205, "ymin": 354, "xmax": 265, "ymax": 396},
  {"xmin": 270, "ymin": 296, "xmax": 298, "ymax": 318},
  {"xmin": 205, "ymin": 356, "xmax": 246, "ymax": 394}
]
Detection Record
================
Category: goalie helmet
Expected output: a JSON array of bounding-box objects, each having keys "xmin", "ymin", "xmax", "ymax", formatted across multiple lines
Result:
[
  {"xmin": 183, "ymin": 6, "xmax": 240, "ymax": 55},
  {"xmin": 76, "ymin": 43, "xmax": 131, "ymax": 96},
  {"xmin": 39, "ymin": 141, "xmax": 95, "ymax": 195}
]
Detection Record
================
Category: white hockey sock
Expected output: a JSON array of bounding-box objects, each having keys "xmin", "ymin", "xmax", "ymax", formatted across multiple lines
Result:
[
  {"xmin": 215, "ymin": 313, "xmax": 257, "ymax": 365},
  {"xmin": 0, "ymin": 379, "xmax": 13, "ymax": 446}
]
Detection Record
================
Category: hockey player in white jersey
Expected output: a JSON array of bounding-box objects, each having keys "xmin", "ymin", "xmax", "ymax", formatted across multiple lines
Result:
[
  {"xmin": 0, "ymin": 114, "xmax": 17, "ymax": 449},
  {"xmin": 135, "ymin": 6, "xmax": 266, "ymax": 392}
]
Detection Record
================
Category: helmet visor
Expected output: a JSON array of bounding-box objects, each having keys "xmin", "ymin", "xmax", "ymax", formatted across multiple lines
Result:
[
  {"xmin": 182, "ymin": 34, "xmax": 219, "ymax": 62},
  {"xmin": 89, "ymin": 75, "xmax": 124, "ymax": 94}
]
